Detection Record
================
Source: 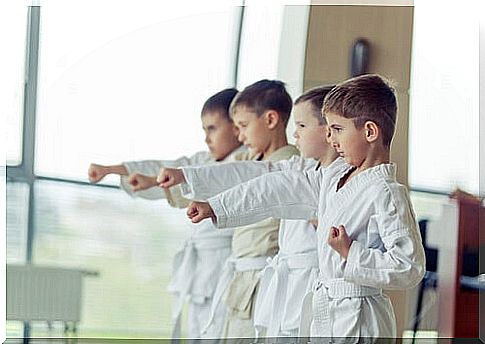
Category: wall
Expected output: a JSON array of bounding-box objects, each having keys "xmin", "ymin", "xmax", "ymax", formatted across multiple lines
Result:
[{"xmin": 304, "ymin": 4, "xmax": 413, "ymax": 185}]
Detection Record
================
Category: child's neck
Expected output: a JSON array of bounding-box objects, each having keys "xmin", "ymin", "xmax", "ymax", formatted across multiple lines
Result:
[
  {"xmin": 215, "ymin": 143, "xmax": 244, "ymax": 162},
  {"xmin": 340, "ymin": 148, "xmax": 390, "ymax": 189},
  {"xmin": 355, "ymin": 148, "xmax": 390, "ymax": 174},
  {"xmin": 318, "ymin": 150, "xmax": 339, "ymax": 168},
  {"xmin": 261, "ymin": 135, "xmax": 288, "ymax": 160}
]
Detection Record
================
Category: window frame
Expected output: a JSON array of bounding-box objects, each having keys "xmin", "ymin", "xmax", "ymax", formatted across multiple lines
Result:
[{"xmin": 6, "ymin": 3, "xmax": 244, "ymax": 260}]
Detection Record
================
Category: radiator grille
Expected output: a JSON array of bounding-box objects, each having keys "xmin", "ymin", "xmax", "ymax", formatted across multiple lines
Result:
[{"xmin": 7, "ymin": 265, "xmax": 84, "ymax": 322}]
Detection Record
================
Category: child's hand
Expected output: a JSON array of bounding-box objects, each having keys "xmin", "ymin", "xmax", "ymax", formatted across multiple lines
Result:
[
  {"xmin": 88, "ymin": 163, "xmax": 108, "ymax": 183},
  {"xmin": 157, "ymin": 168, "xmax": 186, "ymax": 188},
  {"xmin": 327, "ymin": 225, "xmax": 352, "ymax": 259},
  {"xmin": 186, "ymin": 201, "xmax": 216, "ymax": 223},
  {"xmin": 127, "ymin": 173, "xmax": 158, "ymax": 192}
]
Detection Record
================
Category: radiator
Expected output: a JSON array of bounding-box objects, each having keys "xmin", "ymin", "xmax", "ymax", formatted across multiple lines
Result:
[{"xmin": 7, "ymin": 265, "xmax": 86, "ymax": 322}]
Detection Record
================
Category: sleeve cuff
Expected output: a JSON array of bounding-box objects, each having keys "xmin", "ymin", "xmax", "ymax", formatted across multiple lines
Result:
[
  {"xmin": 181, "ymin": 167, "xmax": 210, "ymax": 200},
  {"xmin": 180, "ymin": 168, "xmax": 196, "ymax": 198},
  {"xmin": 208, "ymin": 197, "xmax": 228, "ymax": 228},
  {"xmin": 119, "ymin": 162, "xmax": 166, "ymax": 200}
]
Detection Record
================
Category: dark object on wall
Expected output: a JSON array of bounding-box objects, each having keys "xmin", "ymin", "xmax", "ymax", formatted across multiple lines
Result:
[{"xmin": 350, "ymin": 38, "xmax": 370, "ymax": 77}]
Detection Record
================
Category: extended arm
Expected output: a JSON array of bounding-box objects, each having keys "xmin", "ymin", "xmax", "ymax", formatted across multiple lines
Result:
[
  {"xmin": 181, "ymin": 156, "xmax": 317, "ymax": 200},
  {"xmin": 88, "ymin": 164, "xmax": 128, "ymax": 182},
  {"xmin": 120, "ymin": 152, "xmax": 210, "ymax": 202},
  {"xmin": 207, "ymin": 169, "xmax": 321, "ymax": 228}
]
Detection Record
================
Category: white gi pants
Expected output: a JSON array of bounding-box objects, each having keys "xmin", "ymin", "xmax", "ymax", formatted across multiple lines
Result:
[
  {"xmin": 169, "ymin": 236, "xmax": 232, "ymax": 339},
  {"xmin": 300, "ymin": 278, "xmax": 396, "ymax": 343}
]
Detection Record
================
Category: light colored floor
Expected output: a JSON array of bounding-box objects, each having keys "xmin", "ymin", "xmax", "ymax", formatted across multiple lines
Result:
[{"xmin": 402, "ymin": 330, "xmax": 439, "ymax": 344}]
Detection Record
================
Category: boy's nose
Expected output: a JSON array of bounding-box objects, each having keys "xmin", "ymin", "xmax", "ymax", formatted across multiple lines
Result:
[
  {"xmin": 238, "ymin": 132, "xmax": 245, "ymax": 143},
  {"xmin": 205, "ymin": 135, "xmax": 211, "ymax": 144},
  {"xmin": 293, "ymin": 130, "xmax": 299, "ymax": 139}
]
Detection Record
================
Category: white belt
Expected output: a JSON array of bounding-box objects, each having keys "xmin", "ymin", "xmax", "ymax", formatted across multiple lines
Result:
[
  {"xmin": 256, "ymin": 251, "xmax": 318, "ymax": 337},
  {"xmin": 201, "ymin": 255, "xmax": 270, "ymax": 336},
  {"xmin": 298, "ymin": 277, "xmax": 382, "ymax": 338},
  {"xmin": 168, "ymin": 235, "xmax": 232, "ymax": 339}
]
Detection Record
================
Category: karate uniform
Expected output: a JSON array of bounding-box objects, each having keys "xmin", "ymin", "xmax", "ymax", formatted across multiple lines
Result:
[
  {"xmin": 182, "ymin": 145, "xmax": 300, "ymax": 338},
  {"xmin": 181, "ymin": 156, "xmax": 345, "ymax": 337},
  {"xmin": 197, "ymin": 158, "xmax": 425, "ymax": 340},
  {"xmin": 119, "ymin": 145, "xmax": 246, "ymax": 339}
]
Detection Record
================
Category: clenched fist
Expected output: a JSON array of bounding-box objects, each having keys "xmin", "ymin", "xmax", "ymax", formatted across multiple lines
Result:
[
  {"xmin": 157, "ymin": 167, "xmax": 185, "ymax": 188},
  {"xmin": 328, "ymin": 225, "xmax": 352, "ymax": 259},
  {"xmin": 127, "ymin": 173, "xmax": 158, "ymax": 192},
  {"xmin": 186, "ymin": 201, "xmax": 216, "ymax": 223},
  {"xmin": 88, "ymin": 164, "xmax": 108, "ymax": 183}
]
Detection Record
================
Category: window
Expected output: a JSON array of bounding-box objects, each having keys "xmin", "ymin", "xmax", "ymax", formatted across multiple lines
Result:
[
  {"xmin": 409, "ymin": 0, "xmax": 479, "ymax": 195},
  {"xmin": 6, "ymin": 1, "xmax": 242, "ymax": 338},
  {"xmin": 32, "ymin": 180, "xmax": 188, "ymax": 337},
  {"xmin": 236, "ymin": 2, "xmax": 284, "ymax": 89},
  {"xmin": 2, "ymin": 3, "xmax": 27, "ymax": 166},
  {"xmin": 35, "ymin": 0, "xmax": 242, "ymax": 181},
  {"xmin": 236, "ymin": 2, "xmax": 310, "ymax": 142},
  {"xmin": 6, "ymin": 182, "xmax": 29, "ymax": 264}
]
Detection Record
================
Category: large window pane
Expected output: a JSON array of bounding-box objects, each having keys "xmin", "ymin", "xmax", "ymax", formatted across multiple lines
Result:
[
  {"xmin": 235, "ymin": 4, "xmax": 309, "ymax": 143},
  {"xmin": 6, "ymin": 182, "xmax": 29, "ymax": 264},
  {"xmin": 409, "ymin": 1, "xmax": 479, "ymax": 195},
  {"xmin": 32, "ymin": 180, "xmax": 189, "ymax": 337},
  {"xmin": 2, "ymin": 4, "xmax": 28, "ymax": 166},
  {"xmin": 236, "ymin": 1, "xmax": 284, "ymax": 89},
  {"xmin": 35, "ymin": 1, "xmax": 241, "ymax": 181}
]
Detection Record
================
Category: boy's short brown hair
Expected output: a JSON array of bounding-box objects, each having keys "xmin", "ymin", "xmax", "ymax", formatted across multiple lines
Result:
[
  {"xmin": 201, "ymin": 88, "xmax": 238, "ymax": 121},
  {"xmin": 322, "ymin": 74, "xmax": 397, "ymax": 147},
  {"xmin": 295, "ymin": 85, "xmax": 335, "ymax": 125},
  {"xmin": 229, "ymin": 79, "xmax": 292, "ymax": 126}
]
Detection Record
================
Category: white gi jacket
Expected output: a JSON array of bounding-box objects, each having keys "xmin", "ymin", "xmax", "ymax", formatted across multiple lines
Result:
[
  {"xmin": 119, "ymin": 145, "xmax": 246, "ymax": 338},
  {"xmin": 182, "ymin": 145, "xmax": 300, "ymax": 338},
  {"xmin": 181, "ymin": 156, "xmax": 344, "ymax": 336},
  {"xmin": 200, "ymin": 158, "xmax": 426, "ymax": 339}
]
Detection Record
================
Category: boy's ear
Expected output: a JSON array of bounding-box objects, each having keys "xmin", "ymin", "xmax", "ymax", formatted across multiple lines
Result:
[
  {"xmin": 364, "ymin": 121, "xmax": 379, "ymax": 143},
  {"xmin": 264, "ymin": 110, "xmax": 280, "ymax": 130}
]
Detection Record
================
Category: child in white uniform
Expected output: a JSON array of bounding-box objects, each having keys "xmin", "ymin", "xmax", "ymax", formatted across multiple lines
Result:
[
  {"xmin": 158, "ymin": 85, "xmax": 340, "ymax": 337},
  {"xmin": 87, "ymin": 88, "xmax": 245, "ymax": 339},
  {"xmin": 182, "ymin": 74, "xmax": 426, "ymax": 340},
  {"xmin": 160, "ymin": 80, "xmax": 299, "ymax": 339}
]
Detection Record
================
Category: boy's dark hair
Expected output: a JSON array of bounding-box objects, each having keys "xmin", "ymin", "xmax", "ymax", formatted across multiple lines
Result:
[
  {"xmin": 295, "ymin": 85, "xmax": 336, "ymax": 125},
  {"xmin": 201, "ymin": 88, "xmax": 239, "ymax": 121},
  {"xmin": 229, "ymin": 79, "xmax": 292, "ymax": 126},
  {"xmin": 322, "ymin": 74, "xmax": 397, "ymax": 147}
]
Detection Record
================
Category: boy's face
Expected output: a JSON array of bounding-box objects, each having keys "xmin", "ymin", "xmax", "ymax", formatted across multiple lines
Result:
[
  {"xmin": 232, "ymin": 106, "xmax": 271, "ymax": 155},
  {"xmin": 326, "ymin": 111, "xmax": 369, "ymax": 166},
  {"xmin": 292, "ymin": 101, "xmax": 330, "ymax": 159},
  {"xmin": 201, "ymin": 111, "xmax": 241, "ymax": 161}
]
